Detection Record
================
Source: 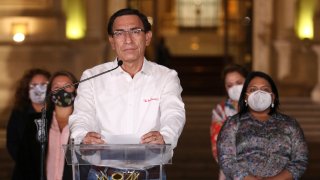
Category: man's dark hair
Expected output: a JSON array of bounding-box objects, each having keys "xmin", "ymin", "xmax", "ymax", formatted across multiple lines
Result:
[{"xmin": 107, "ymin": 8, "xmax": 152, "ymax": 36}]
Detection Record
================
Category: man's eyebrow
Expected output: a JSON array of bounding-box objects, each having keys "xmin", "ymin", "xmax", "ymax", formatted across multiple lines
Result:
[
  {"xmin": 113, "ymin": 28, "xmax": 124, "ymax": 32},
  {"xmin": 113, "ymin": 27, "xmax": 142, "ymax": 31}
]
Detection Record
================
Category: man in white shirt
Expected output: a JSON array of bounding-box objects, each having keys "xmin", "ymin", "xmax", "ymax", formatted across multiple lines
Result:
[{"xmin": 68, "ymin": 8, "xmax": 186, "ymax": 179}]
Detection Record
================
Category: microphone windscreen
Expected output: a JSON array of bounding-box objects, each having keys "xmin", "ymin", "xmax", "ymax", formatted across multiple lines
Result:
[{"xmin": 118, "ymin": 60, "xmax": 123, "ymax": 66}]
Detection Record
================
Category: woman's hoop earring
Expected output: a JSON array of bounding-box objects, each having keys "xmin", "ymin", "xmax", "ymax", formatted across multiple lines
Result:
[
  {"xmin": 271, "ymin": 103, "xmax": 274, "ymax": 108},
  {"xmin": 245, "ymin": 100, "xmax": 248, "ymax": 106}
]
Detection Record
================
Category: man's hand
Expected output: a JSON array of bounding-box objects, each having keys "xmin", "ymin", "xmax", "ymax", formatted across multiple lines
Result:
[
  {"xmin": 140, "ymin": 131, "xmax": 165, "ymax": 144},
  {"xmin": 82, "ymin": 132, "xmax": 105, "ymax": 144}
]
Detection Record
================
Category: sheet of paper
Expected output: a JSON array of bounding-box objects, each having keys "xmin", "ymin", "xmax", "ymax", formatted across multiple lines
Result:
[{"xmin": 101, "ymin": 133, "xmax": 141, "ymax": 144}]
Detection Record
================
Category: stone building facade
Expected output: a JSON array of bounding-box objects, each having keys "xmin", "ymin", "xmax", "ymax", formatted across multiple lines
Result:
[{"xmin": 0, "ymin": 0, "xmax": 319, "ymax": 127}]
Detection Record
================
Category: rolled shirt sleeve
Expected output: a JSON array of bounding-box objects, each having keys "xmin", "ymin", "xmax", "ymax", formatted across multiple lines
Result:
[{"xmin": 159, "ymin": 70, "xmax": 185, "ymax": 148}]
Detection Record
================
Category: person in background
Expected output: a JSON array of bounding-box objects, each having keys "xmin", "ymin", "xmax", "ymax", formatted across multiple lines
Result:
[
  {"xmin": 155, "ymin": 36, "xmax": 171, "ymax": 67},
  {"xmin": 217, "ymin": 71, "xmax": 308, "ymax": 180},
  {"xmin": 210, "ymin": 64, "xmax": 248, "ymax": 180},
  {"xmin": 45, "ymin": 71, "xmax": 78, "ymax": 180},
  {"xmin": 69, "ymin": 8, "xmax": 185, "ymax": 179},
  {"xmin": 12, "ymin": 71, "xmax": 78, "ymax": 180},
  {"xmin": 6, "ymin": 68, "xmax": 50, "ymax": 180}
]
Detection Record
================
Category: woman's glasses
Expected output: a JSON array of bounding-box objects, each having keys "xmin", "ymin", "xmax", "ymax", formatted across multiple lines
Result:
[
  {"xmin": 29, "ymin": 82, "xmax": 48, "ymax": 89},
  {"xmin": 247, "ymin": 86, "xmax": 272, "ymax": 93}
]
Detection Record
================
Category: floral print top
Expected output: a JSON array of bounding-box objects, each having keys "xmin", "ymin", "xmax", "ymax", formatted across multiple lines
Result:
[
  {"xmin": 217, "ymin": 112, "xmax": 308, "ymax": 180},
  {"xmin": 210, "ymin": 98, "xmax": 238, "ymax": 161}
]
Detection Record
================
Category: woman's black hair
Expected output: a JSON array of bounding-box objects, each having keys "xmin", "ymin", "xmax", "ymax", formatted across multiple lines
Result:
[
  {"xmin": 45, "ymin": 71, "xmax": 78, "ymax": 111},
  {"xmin": 107, "ymin": 8, "xmax": 151, "ymax": 36},
  {"xmin": 238, "ymin": 71, "xmax": 280, "ymax": 116}
]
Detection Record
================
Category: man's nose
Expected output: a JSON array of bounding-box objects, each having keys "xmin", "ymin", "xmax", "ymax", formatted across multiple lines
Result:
[{"xmin": 124, "ymin": 31, "xmax": 133, "ymax": 43}]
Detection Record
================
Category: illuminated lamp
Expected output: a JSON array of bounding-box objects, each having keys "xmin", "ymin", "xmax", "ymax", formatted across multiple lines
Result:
[
  {"xmin": 11, "ymin": 23, "xmax": 28, "ymax": 43},
  {"xmin": 63, "ymin": 0, "xmax": 86, "ymax": 39},
  {"xmin": 296, "ymin": 0, "xmax": 316, "ymax": 39}
]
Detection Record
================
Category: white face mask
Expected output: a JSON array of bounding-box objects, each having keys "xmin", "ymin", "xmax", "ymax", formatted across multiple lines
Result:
[
  {"xmin": 227, "ymin": 84, "xmax": 243, "ymax": 101},
  {"xmin": 247, "ymin": 90, "xmax": 272, "ymax": 112},
  {"xmin": 29, "ymin": 84, "xmax": 47, "ymax": 104}
]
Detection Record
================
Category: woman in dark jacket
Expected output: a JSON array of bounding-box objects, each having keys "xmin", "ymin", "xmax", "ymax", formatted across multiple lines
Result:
[
  {"xmin": 6, "ymin": 68, "xmax": 50, "ymax": 180},
  {"xmin": 11, "ymin": 70, "xmax": 79, "ymax": 180}
]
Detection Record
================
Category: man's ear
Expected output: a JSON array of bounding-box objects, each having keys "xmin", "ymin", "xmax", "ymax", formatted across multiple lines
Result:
[
  {"xmin": 108, "ymin": 36, "xmax": 115, "ymax": 50},
  {"xmin": 145, "ymin": 31, "xmax": 152, "ymax": 46}
]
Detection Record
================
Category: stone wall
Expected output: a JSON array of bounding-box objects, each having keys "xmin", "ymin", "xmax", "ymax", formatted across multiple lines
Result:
[{"xmin": 0, "ymin": 42, "xmax": 106, "ymax": 128}]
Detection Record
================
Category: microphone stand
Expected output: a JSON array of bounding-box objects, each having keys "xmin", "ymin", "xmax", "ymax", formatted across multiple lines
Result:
[
  {"xmin": 34, "ymin": 60, "xmax": 123, "ymax": 180},
  {"xmin": 34, "ymin": 107, "xmax": 47, "ymax": 180}
]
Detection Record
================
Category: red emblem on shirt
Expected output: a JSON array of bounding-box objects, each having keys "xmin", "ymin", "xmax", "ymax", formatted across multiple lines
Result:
[{"xmin": 144, "ymin": 98, "xmax": 159, "ymax": 102}]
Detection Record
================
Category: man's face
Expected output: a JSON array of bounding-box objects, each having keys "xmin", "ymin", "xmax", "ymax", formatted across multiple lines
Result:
[{"xmin": 108, "ymin": 15, "xmax": 152, "ymax": 63}]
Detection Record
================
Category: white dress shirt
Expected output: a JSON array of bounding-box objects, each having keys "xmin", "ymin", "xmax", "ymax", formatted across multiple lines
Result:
[{"xmin": 69, "ymin": 58, "xmax": 185, "ymax": 149}]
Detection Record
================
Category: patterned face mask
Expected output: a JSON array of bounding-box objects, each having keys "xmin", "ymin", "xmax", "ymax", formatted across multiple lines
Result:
[
  {"xmin": 51, "ymin": 89, "xmax": 75, "ymax": 107},
  {"xmin": 29, "ymin": 84, "xmax": 47, "ymax": 104}
]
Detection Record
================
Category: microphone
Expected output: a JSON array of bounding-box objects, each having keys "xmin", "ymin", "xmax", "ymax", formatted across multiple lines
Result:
[
  {"xmin": 36, "ymin": 59, "xmax": 123, "ymax": 143},
  {"xmin": 34, "ymin": 59, "xmax": 123, "ymax": 180},
  {"xmin": 51, "ymin": 60, "xmax": 123, "ymax": 95}
]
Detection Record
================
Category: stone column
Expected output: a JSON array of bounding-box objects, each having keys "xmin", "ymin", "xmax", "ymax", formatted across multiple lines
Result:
[
  {"xmin": 314, "ymin": 0, "xmax": 320, "ymax": 40},
  {"xmin": 273, "ymin": 0, "xmax": 298, "ymax": 81},
  {"xmin": 86, "ymin": 0, "xmax": 105, "ymax": 40},
  {"xmin": 253, "ymin": 0, "xmax": 273, "ymax": 73},
  {"xmin": 274, "ymin": 40, "xmax": 291, "ymax": 80},
  {"xmin": 280, "ymin": 0, "xmax": 298, "ymax": 38},
  {"xmin": 311, "ymin": 45, "xmax": 320, "ymax": 102}
]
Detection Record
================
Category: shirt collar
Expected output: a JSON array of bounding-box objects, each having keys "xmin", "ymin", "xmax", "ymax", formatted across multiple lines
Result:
[
  {"xmin": 51, "ymin": 111, "xmax": 69, "ymax": 133},
  {"xmin": 112, "ymin": 58, "xmax": 152, "ymax": 76},
  {"xmin": 111, "ymin": 58, "xmax": 125, "ymax": 75},
  {"xmin": 140, "ymin": 58, "xmax": 152, "ymax": 75}
]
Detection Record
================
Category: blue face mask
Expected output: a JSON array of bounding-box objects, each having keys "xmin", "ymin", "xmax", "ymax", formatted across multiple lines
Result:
[
  {"xmin": 29, "ymin": 84, "xmax": 47, "ymax": 104},
  {"xmin": 51, "ymin": 89, "xmax": 75, "ymax": 107}
]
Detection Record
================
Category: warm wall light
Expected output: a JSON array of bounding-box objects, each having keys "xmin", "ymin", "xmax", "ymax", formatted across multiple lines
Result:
[
  {"xmin": 63, "ymin": 0, "xmax": 86, "ymax": 40},
  {"xmin": 296, "ymin": 0, "xmax": 316, "ymax": 39},
  {"xmin": 147, "ymin": 16, "xmax": 153, "ymax": 25},
  {"xmin": 11, "ymin": 23, "xmax": 28, "ymax": 43},
  {"xmin": 190, "ymin": 36, "xmax": 200, "ymax": 50}
]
